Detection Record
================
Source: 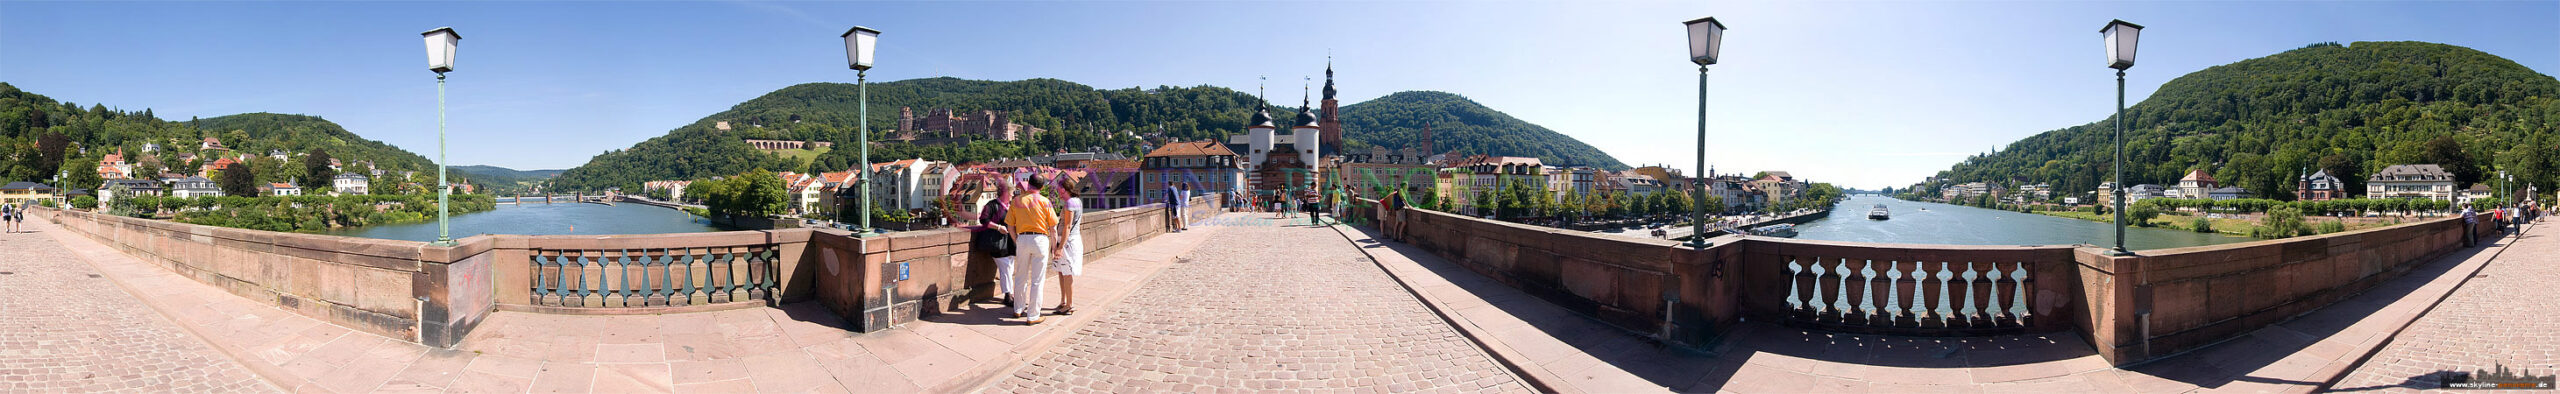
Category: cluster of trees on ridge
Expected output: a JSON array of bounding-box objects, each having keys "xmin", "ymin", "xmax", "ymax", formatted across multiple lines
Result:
[
  {"xmin": 0, "ymin": 83, "xmax": 481, "ymax": 195},
  {"xmin": 547, "ymin": 78, "xmax": 1632, "ymax": 192},
  {"xmin": 1911, "ymin": 42, "xmax": 2559, "ymax": 204}
]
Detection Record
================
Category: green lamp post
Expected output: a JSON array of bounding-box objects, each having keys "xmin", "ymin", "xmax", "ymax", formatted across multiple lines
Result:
[
  {"xmin": 842, "ymin": 26, "xmax": 880, "ymax": 237},
  {"xmin": 1682, "ymin": 16, "xmax": 1724, "ymax": 248},
  {"xmin": 422, "ymin": 27, "xmax": 459, "ymax": 246},
  {"xmin": 2102, "ymin": 19, "xmax": 2143, "ymax": 256}
]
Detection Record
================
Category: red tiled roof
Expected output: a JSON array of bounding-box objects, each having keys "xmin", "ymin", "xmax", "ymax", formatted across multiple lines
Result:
[
  {"xmin": 2181, "ymin": 169, "xmax": 2216, "ymax": 183},
  {"xmin": 1143, "ymin": 140, "xmax": 1237, "ymax": 158},
  {"xmin": 1084, "ymin": 159, "xmax": 1141, "ymax": 170}
]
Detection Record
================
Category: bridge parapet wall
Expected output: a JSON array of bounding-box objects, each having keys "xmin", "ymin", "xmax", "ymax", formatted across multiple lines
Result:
[
  {"xmin": 1364, "ymin": 202, "xmax": 2510, "ymax": 366},
  {"xmin": 36, "ymin": 206, "xmax": 448, "ymax": 345},
  {"xmin": 2074, "ymin": 215, "xmax": 2503, "ymax": 364}
]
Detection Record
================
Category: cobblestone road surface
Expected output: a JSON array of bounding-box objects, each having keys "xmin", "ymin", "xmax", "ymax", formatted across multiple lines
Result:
[
  {"xmin": 2336, "ymin": 225, "xmax": 2560, "ymax": 392},
  {"xmin": 993, "ymin": 215, "xmax": 1531, "ymax": 393},
  {"xmin": 0, "ymin": 227, "xmax": 276, "ymax": 393}
]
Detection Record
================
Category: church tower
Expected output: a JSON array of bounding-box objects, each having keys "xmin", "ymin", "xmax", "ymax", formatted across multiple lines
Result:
[{"xmin": 1319, "ymin": 59, "xmax": 1343, "ymax": 154}]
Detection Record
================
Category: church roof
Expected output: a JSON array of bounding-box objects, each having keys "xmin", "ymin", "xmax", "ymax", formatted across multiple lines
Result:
[
  {"xmin": 2181, "ymin": 169, "xmax": 2217, "ymax": 183},
  {"xmin": 1143, "ymin": 140, "xmax": 1239, "ymax": 158},
  {"xmin": 1247, "ymin": 106, "xmax": 1274, "ymax": 128}
]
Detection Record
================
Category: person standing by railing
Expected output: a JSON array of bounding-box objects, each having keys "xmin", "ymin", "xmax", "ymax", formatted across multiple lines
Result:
[
  {"xmin": 1392, "ymin": 186, "xmax": 1413, "ymax": 240},
  {"xmin": 2461, "ymin": 205, "xmax": 2478, "ymax": 247},
  {"xmin": 973, "ymin": 181, "xmax": 1019, "ymax": 310},
  {"xmin": 1050, "ymin": 177, "xmax": 1085, "ymax": 316},
  {"xmin": 1007, "ymin": 175, "xmax": 1061, "ymax": 325}
]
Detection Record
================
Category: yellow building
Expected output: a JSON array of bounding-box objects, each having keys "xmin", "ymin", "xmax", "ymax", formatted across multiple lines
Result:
[{"xmin": 2, "ymin": 182, "xmax": 62, "ymax": 206}]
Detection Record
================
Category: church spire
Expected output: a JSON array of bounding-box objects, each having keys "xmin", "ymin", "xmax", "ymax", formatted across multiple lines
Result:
[{"xmin": 1322, "ymin": 56, "xmax": 1337, "ymax": 101}]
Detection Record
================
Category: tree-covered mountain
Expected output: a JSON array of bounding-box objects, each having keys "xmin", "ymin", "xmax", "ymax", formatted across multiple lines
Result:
[
  {"xmin": 1337, "ymin": 91, "xmax": 1627, "ymax": 169},
  {"xmin": 1914, "ymin": 41, "xmax": 2559, "ymax": 201},
  {"xmin": 452, "ymin": 165, "xmax": 562, "ymax": 195},
  {"xmin": 548, "ymin": 78, "xmax": 1632, "ymax": 191},
  {"xmin": 1, "ymin": 83, "xmax": 443, "ymax": 191},
  {"xmin": 452, "ymin": 165, "xmax": 563, "ymax": 180},
  {"xmin": 183, "ymin": 113, "xmax": 439, "ymax": 172}
]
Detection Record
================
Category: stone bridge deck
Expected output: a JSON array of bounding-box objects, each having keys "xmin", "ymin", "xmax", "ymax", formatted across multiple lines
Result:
[{"xmin": 7, "ymin": 210, "xmax": 2547, "ymax": 392}]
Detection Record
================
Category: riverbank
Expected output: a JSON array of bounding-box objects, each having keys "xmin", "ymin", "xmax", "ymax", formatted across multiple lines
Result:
[
  {"xmin": 1790, "ymin": 195, "xmax": 2251, "ymax": 249},
  {"xmin": 2035, "ymin": 209, "xmax": 2402, "ymax": 238},
  {"xmin": 107, "ymin": 194, "xmax": 498, "ymax": 234}
]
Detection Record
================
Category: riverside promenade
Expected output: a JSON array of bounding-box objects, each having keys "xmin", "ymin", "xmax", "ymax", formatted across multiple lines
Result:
[{"xmin": 7, "ymin": 208, "xmax": 2547, "ymax": 393}]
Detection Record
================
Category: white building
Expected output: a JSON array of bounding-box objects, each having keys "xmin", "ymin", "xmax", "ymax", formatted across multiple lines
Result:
[
  {"xmin": 863, "ymin": 159, "xmax": 951, "ymax": 211},
  {"xmin": 332, "ymin": 173, "xmax": 370, "ymax": 195},
  {"xmin": 2367, "ymin": 164, "xmax": 2457, "ymax": 201},
  {"xmin": 170, "ymin": 176, "xmax": 221, "ymax": 198},
  {"xmin": 262, "ymin": 182, "xmax": 303, "ymax": 196}
]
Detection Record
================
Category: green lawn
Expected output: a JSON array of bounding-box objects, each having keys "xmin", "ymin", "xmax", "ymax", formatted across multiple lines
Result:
[
  {"xmin": 2035, "ymin": 209, "xmax": 2391, "ymax": 237},
  {"xmin": 773, "ymin": 146, "xmax": 832, "ymax": 167}
]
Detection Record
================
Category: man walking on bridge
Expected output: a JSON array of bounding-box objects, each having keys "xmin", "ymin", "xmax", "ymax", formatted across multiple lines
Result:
[
  {"xmin": 1008, "ymin": 175, "xmax": 1062, "ymax": 325},
  {"xmin": 2461, "ymin": 205, "xmax": 2477, "ymax": 247}
]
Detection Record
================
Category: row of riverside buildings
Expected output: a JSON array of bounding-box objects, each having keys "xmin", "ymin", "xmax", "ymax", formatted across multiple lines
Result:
[
  {"xmin": 66, "ymin": 137, "xmax": 463, "ymax": 209},
  {"xmin": 644, "ymin": 64, "xmax": 1817, "ymax": 221},
  {"xmin": 1938, "ymin": 164, "xmax": 2492, "ymax": 206}
]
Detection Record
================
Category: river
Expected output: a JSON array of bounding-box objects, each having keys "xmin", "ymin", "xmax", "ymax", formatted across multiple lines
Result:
[
  {"xmin": 1789, "ymin": 195, "xmax": 2251, "ymax": 250},
  {"xmin": 323, "ymin": 202, "xmax": 732, "ymax": 242}
]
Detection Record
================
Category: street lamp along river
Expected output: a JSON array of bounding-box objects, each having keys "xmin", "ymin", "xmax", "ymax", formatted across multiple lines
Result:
[
  {"xmin": 422, "ymin": 27, "xmax": 459, "ymax": 246},
  {"xmin": 1682, "ymin": 16, "xmax": 1723, "ymax": 248},
  {"xmin": 842, "ymin": 26, "xmax": 880, "ymax": 237},
  {"xmin": 2102, "ymin": 19, "xmax": 2142, "ymax": 256}
]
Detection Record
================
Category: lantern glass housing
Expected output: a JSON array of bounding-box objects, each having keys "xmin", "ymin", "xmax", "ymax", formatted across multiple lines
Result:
[
  {"xmin": 2102, "ymin": 20, "xmax": 2142, "ymax": 70},
  {"xmin": 842, "ymin": 26, "xmax": 880, "ymax": 71},
  {"xmin": 1684, "ymin": 17, "xmax": 1725, "ymax": 66},
  {"xmin": 422, "ymin": 27, "xmax": 459, "ymax": 73}
]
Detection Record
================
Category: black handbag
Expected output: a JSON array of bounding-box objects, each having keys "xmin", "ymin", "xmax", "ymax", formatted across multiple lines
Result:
[{"xmin": 974, "ymin": 229, "xmax": 1016, "ymax": 258}]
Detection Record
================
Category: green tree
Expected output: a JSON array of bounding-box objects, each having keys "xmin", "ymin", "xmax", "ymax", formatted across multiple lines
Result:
[
  {"xmin": 217, "ymin": 164, "xmax": 257, "ymax": 197},
  {"xmin": 301, "ymin": 149, "xmax": 335, "ymax": 191},
  {"xmin": 2253, "ymin": 206, "xmax": 2309, "ymax": 239}
]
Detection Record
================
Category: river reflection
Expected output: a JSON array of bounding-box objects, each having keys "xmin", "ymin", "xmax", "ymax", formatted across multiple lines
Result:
[
  {"xmin": 1791, "ymin": 195, "xmax": 2251, "ymax": 250},
  {"xmin": 323, "ymin": 202, "xmax": 733, "ymax": 242}
]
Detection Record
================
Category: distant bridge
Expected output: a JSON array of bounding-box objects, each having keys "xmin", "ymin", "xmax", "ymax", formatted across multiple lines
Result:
[{"xmin": 494, "ymin": 193, "xmax": 614, "ymax": 206}]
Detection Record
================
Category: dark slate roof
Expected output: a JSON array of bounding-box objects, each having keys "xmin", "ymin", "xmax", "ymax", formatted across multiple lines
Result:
[
  {"xmin": 0, "ymin": 182, "xmax": 57, "ymax": 191},
  {"xmin": 2370, "ymin": 164, "xmax": 2452, "ymax": 181}
]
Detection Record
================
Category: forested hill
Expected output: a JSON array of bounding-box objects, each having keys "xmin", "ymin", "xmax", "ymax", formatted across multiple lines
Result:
[
  {"xmin": 1, "ymin": 83, "xmax": 440, "ymax": 189},
  {"xmin": 1337, "ymin": 91, "xmax": 1627, "ymax": 169},
  {"xmin": 1918, "ymin": 41, "xmax": 2559, "ymax": 200},
  {"xmin": 185, "ymin": 113, "xmax": 438, "ymax": 171},
  {"xmin": 548, "ymin": 77, "xmax": 1632, "ymax": 191}
]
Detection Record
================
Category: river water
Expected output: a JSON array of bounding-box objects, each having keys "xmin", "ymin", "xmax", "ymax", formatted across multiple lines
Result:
[
  {"xmin": 323, "ymin": 202, "xmax": 731, "ymax": 242},
  {"xmin": 1791, "ymin": 195, "xmax": 2251, "ymax": 250}
]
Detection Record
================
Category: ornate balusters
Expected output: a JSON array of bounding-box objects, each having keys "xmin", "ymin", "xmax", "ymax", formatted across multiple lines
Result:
[
  {"xmin": 1805, "ymin": 259, "xmax": 1831, "ymax": 318},
  {"xmin": 1982, "ymin": 262, "xmax": 2006, "ymax": 327},
  {"xmin": 1784, "ymin": 258, "xmax": 1807, "ymax": 314},
  {"xmin": 1863, "ymin": 258, "xmax": 1884, "ymax": 323},
  {"xmin": 2010, "ymin": 262, "xmax": 2033, "ymax": 324},
  {"xmin": 575, "ymin": 250, "xmax": 598, "ymax": 307},
  {"xmin": 672, "ymin": 247, "xmax": 696, "ymax": 306},
  {"xmin": 1932, "ymin": 262, "xmax": 1955, "ymax": 328},
  {"xmin": 1883, "ymin": 260, "xmax": 1906, "ymax": 327}
]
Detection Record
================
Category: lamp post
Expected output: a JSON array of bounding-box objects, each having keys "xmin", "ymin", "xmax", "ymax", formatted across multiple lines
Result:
[
  {"xmin": 2102, "ymin": 19, "xmax": 2142, "ymax": 256},
  {"xmin": 842, "ymin": 26, "xmax": 880, "ymax": 237},
  {"xmin": 422, "ymin": 27, "xmax": 459, "ymax": 246},
  {"xmin": 1682, "ymin": 16, "xmax": 1724, "ymax": 248}
]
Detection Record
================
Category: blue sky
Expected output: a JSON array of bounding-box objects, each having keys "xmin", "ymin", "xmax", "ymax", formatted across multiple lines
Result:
[{"xmin": 4, "ymin": 1, "xmax": 2553, "ymax": 189}]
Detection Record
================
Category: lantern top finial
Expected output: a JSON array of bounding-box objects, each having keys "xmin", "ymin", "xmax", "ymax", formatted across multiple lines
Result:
[
  {"xmin": 422, "ymin": 27, "xmax": 459, "ymax": 39},
  {"xmin": 842, "ymin": 26, "xmax": 879, "ymax": 38},
  {"xmin": 2100, "ymin": 19, "xmax": 2143, "ymax": 33}
]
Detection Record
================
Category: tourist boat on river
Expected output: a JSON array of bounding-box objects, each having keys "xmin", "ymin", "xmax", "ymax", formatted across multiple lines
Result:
[
  {"xmin": 1749, "ymin": 223, "xmax": 1799, "ymax": 238},
  {"xmin": 1868, "ymin": 204, "xmax": 1891, "ymax": 220}
]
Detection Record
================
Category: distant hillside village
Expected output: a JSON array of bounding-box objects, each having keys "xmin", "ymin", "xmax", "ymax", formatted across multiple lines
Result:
[
  {"xmin": 1914, "ymin": 164, "xmax": 2498, "ymax": 207},
  {"xmin": 643, "ymin": 65, "xmax": 1828, "ymax": 228},
  {"xmin": 2, "ymin": 134, "xmax": 478, "ymax": 209}
]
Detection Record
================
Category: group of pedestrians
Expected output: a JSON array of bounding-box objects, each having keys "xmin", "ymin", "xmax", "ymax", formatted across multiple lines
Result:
[
  {"xmin": 971, "ymin": 174, "xmax": 1086, "ymax": 325},
  {"xmin": 1, "ymin": 201, "xmax": 23, "ymax": 233}
]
